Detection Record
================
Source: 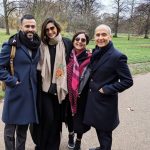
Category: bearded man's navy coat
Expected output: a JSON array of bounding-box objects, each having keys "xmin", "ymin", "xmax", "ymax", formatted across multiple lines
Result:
[{"xmin": 0, "ymin": 42, "xmax": 40, "ymax": 124}]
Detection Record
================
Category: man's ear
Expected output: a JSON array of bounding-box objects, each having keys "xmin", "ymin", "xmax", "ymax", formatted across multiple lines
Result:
[
  {"xmin": 110, "ymin": 35, "xmax": 112, "ymax": 41},
  {"xmin": 19, "ymin": 24, "xmax": 22, "ymax": 31}
]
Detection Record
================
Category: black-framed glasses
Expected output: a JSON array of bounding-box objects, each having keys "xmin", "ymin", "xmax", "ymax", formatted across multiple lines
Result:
[{"xmin": 75, "ymin": 37, "xmax": 86, "ymax": 43}]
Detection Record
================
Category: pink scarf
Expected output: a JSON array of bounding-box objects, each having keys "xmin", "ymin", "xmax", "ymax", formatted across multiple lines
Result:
[{"xmin": 67, "ymin": 49, "xmax": 91, "ymax": 114}]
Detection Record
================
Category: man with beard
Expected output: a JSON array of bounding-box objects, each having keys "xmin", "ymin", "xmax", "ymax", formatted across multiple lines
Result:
[{"xmin": 0, "ymin": 14, "xmax": 41, "ymax": 150}]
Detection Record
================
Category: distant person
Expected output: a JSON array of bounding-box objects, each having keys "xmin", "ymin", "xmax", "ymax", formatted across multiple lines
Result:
[
  {"xmin": 83, "ymin": 24, "xmax": 133, "ymax": 150},
  {"xmin": 66, "ymin": 31, "xmax": 91, "ymax": 150},
  {"xmin": 0, "ymin": 14, "xmax": 40, "ymax": 150}
]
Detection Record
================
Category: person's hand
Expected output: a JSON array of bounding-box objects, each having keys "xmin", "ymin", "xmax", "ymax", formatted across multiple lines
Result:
[
  {"xmin": 16, "ymin": 81, "xmax": 20, "ymax": 85},
  {"xmin": 99, "ymin": 88, "xmax": 104, "ymax": 94}
]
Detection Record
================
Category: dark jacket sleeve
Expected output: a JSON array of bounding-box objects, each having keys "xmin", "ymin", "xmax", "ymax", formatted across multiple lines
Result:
[
  {"xmin": 78, "ymin": 66, "xmax": 91, "ymax": 94},
  {"xmin": 102, "ymin": 54, "xmax": 133, "ymax": 94},
  {"xmin": 0, "ymin": 42, "xmax": 17, "ymax": 86},
  {"xmin": 62, "ymin": 37, "xmax": 73, "ymax": 63}
]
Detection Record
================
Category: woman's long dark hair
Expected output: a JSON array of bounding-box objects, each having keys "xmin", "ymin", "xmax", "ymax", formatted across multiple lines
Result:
[{"xmin": 41, "ymin": 17, "xmax": 61, "ymax": 44}]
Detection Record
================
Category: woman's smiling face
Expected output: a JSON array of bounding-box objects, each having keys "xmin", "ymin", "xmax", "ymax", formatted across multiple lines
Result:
[
  {"xmin": 73, "ymin": 33, "xmax": 87, "ymax": 51},
  {"xmin": 45, "ymin": 22, "xmax": 58, "ymax": 39}
]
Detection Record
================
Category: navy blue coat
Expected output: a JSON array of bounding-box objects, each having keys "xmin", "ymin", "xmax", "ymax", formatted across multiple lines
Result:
[
  {"xmin": 83, "ymin": 42, "xmax": 133, "ymax": 131},
  {"xmin": 0, "ymin": 42, "xmax": 40, "ymax": 124}
]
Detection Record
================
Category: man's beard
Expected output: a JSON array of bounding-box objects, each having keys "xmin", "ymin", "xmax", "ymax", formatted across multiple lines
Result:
[{"xmin": 24, "ymin": 31, "xmax": 35, "ymax": 40}]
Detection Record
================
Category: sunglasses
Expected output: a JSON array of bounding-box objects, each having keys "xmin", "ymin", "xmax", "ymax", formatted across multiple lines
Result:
[
  {"xmin": 46, "ymin": 26, "xmax": 55, "ymax": 32},
  {"xmin": 75, "ymin": 37, "xmax": 86, "ymax": 43}
]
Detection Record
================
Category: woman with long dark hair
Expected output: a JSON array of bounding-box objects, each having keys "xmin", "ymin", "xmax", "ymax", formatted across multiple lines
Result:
[{"xmin": 36, "ymin": 17, "xmax": 72, "ymax": 150}]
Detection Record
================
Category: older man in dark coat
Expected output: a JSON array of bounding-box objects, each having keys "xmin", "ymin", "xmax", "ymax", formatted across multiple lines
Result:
[
  {"xmin": 0, "ymin": 14, "xmax": 40, "ymax": 150},
  {"xmin": 83, "ymin": 24, "xmax": 133, "ymax": 150}
]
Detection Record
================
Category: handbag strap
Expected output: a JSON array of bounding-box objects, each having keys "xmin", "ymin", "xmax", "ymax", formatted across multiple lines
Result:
[{"xmin": 10, "ymin": 45, "xmax": 16, "ymax": 76}]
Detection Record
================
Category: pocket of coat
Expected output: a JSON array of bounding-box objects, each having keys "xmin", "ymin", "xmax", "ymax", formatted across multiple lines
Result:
[
  {"xmin": 96, "ymin": 89, "xmax": 107, "ymax": 97},
  {"xmin": 8, "ymin": 81, "xmax": 22, "ymax": 90}
]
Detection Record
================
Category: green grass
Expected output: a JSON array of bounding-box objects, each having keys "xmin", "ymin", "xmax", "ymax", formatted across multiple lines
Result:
[
  {"xmin": 87, "ymin": 36, "xmax": 150, "ymax": 76},
  {"xmin": 129, "ymin": 62, "xmax": 150, "ymax": 75},
  {"xmin": 0, "ymin": 28, "xmax": 17, "ymax": 45},
  {"xmin": 112, "ymin": 37, "xmax": 150, "ymax": 64},
  {"xmin": 0, "ymin": 30, "xmax": 150, "ymax": 99},
  {"xmin": 87, "ymin": 37, "xmax": 150, "ymax": 64},
  {"xmin": 0, "ymin": 90, "xmax": 4, "ymax": 100},
  {"xmin": 0, "ymin": 28, "xmax": 150, "ymax": 65}
]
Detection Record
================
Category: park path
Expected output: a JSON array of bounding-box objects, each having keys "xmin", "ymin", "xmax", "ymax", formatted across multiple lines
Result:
[{"xmin": 0, "ymin": 73, "xmax": 150, "ymax": 150}]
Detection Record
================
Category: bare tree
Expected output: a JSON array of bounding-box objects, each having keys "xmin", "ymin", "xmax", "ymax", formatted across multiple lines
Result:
[
  {"xmin": 143, "ymin": 0, "xmax": 150, "ymax": 38},
  {"xmin": 112, "ymin": 0, "xmax": 127, "ymax": 37},
  {"xmin": 3, "ymin": 0, "xmax": 9, "ymax": 34},
  {"xmin": 22, "ymin": 0, "xmax": 60, "ymax": 32},
  {"xmin": 0, "ymin": 15, "xmax": 5, "ymax": 28},
  {"xmin": 68, "ymin": 0, "xmax": 102, "ymax": 39},
  {"xmin": 2, "ymin": 0, "xmax": 24, "ymax": 34},
  {"xmin": 133, "ymin": 1, "xmax": 150, "ymax": 38},
  {"xmin": 127, "ymin": 0, "xmax": 136, "ymax": 40}
]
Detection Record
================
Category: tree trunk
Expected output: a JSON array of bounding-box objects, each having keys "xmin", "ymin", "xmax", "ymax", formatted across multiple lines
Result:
[
  {"xmin": 5, "ymin": 16, "xmax": 10, "ymax": 35},
  {"xmin": 114, "ymin": 13, "xmax": 119, "ymax": 37},
  {"xmin": 3, "ymin": 0, "xmax": 10, "ymax": 35},
  {"xmin": 144, "ymin": 6, "xmax": 150, "ymax": 39}
]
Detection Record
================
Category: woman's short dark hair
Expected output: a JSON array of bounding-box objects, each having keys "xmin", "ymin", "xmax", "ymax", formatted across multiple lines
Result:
[
  {"xmin": 72, "ymin": 31, "xmax": 89, "ymax": 45},
  {"xmin": 41, "ymin": 17, "xmax": 61, "ymax": 44}
]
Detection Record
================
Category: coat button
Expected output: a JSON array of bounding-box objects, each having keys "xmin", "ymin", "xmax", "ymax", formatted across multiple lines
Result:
[
  {"xmin": 54, "ymin": 93, "xmax": 57, "ymax": 95},
  {"xmin": 89, "ymin": 89, "xmax": 91, "ymax": 92},
  {"xmin": 91, "ymin": 79, "xmax": 93, "ymax": 82}
]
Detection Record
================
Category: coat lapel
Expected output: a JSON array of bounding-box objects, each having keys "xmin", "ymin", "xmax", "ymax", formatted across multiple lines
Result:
[
  {"xmin": 32, "ymin": 47, "xmax": 40, "ymax": 62},
  {"xmin": 21, "ymin": 45, "xmax": 32, "ymax": 59},
  {"xmin": 92, "ymin": 48, "xmax": 113, "ymax": 72},
  {"xmin": 21, "ymin": 45, "xmax": 40, "ymax": 62}
]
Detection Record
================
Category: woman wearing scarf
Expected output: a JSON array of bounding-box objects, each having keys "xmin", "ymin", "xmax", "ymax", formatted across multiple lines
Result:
[
  {"xmin": 36, "ymin": 17, "xmax": 72, "ymax": 150},
  {"xmin": 67, "ymin": 32, "xmax": 92, "ymax": 150}
]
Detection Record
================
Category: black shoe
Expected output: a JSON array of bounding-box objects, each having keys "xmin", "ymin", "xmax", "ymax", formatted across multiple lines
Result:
[
  {"xmin": 89, "ymin": 147, "xmax": 100, "ymax": 150},
  {"xmin": 73, "ymin": 140, "xmax": 81, "ymax": 150},
  {"xmin": 68, "ymin": 133, "xmax": 75, "ymax": 149}
]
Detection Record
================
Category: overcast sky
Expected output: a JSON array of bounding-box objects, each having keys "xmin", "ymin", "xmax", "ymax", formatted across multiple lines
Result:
[{"xmin": 102, "ymin": 0, "xmax": 114, "ymax": 14}]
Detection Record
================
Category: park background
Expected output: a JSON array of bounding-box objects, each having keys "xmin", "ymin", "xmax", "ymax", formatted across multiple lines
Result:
[
  {"xmin": 0, "ymin": 0, "xmax": 150, "ymax": 99},
  {"xmin": 0, "ymin": 1, "xmax": 150, "ymax": 149}
]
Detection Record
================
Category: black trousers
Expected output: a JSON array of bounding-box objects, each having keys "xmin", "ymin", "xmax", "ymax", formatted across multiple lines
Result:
[
  {"xmin": 37, "ymin": 92, "xmax": 62, "ymax": 150},
  {"xmin": 4, "ymin": 124, "xmax": 28, "ymax": 150},
  {"xmin": 96, "ymin": 129, "xmax": 112, "ymax": 150}
]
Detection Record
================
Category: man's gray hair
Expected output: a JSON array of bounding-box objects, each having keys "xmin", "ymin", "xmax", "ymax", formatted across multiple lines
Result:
[{"xmin": 95, "ymin": 24, "xmax": 112, "ymax": 35}]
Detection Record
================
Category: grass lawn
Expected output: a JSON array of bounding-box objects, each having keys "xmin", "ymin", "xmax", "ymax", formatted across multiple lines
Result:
[
  {"xmin": 0, "ymin": 28, "xmax": 17, "ymax": 46},
  {"xmin": 0, "ymin": 29, "xmax": 149, "ymax": 64},
  {"xmin": 88, "ymin": 37, "xmax": 150, "ymax": 64},
  {"xmin": 0, "ymin": 30, "xmax": 150, "ymax": 99}
]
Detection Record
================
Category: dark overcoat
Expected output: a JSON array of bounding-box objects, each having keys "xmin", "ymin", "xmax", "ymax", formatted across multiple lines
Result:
[
  {"xmin": 0, "ymin": 42, "xmax": 40, "ymax": 124},
  {"xmin": 83, "ymin": 42, "xmax": 133, "ymax": 131}
]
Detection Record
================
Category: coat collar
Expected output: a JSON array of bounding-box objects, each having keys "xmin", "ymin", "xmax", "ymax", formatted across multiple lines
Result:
[{"xmin": 92, "ymin": 42, "xmax": 114, "ymax": 72}]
